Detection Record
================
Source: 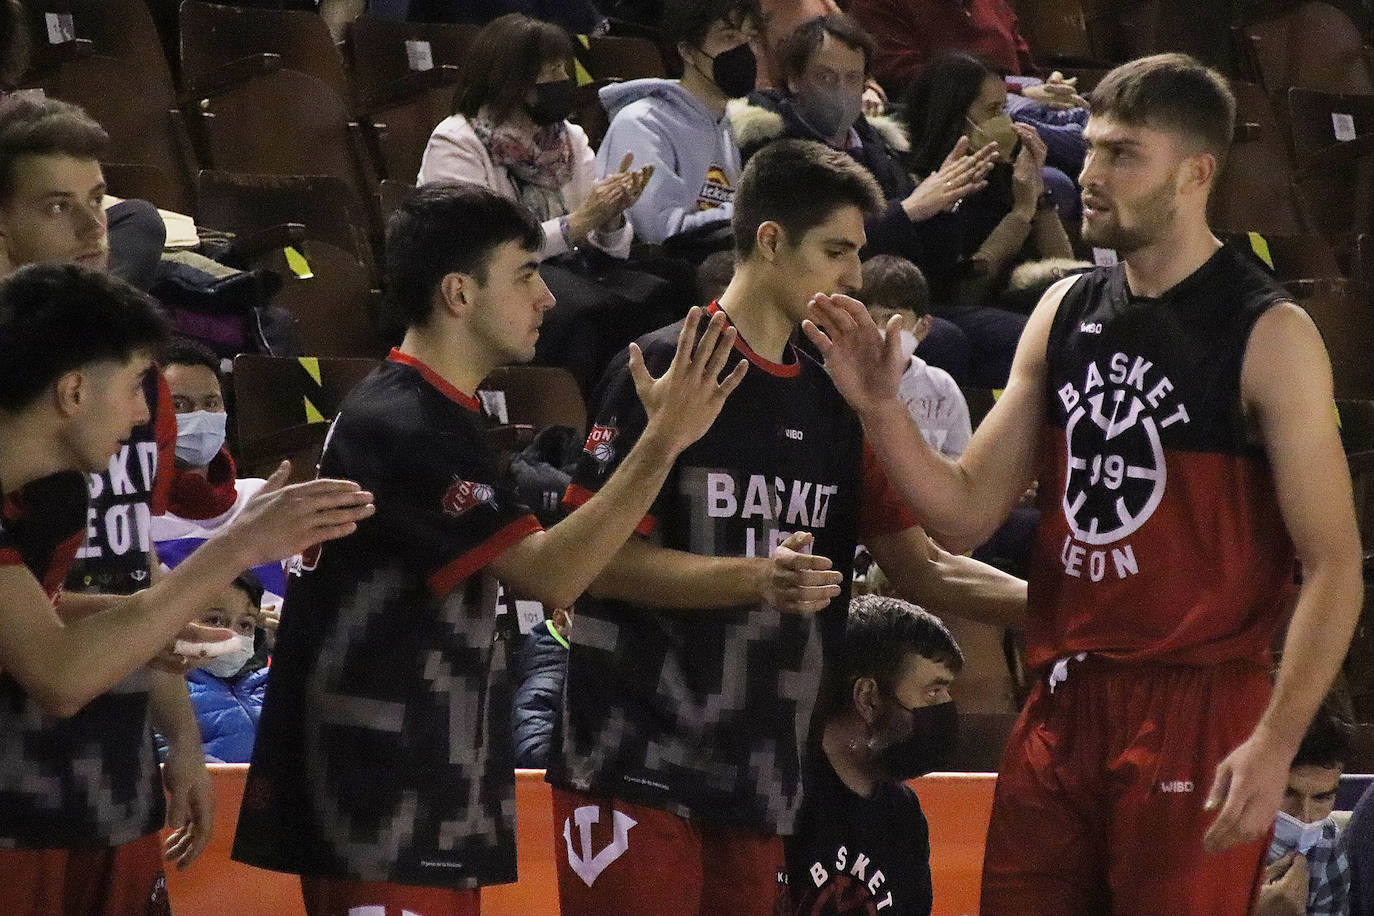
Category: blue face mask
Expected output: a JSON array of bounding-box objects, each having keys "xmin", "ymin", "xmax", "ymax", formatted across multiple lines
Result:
[{"xmin": 174, "ymin": 410, "xmax": 227, "ymax": 467}]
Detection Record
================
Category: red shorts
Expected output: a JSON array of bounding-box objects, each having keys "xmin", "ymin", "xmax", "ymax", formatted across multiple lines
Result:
[
  {"xmin": 0, "ymin": 832, "xmax": 169, "ymax": 916},
  {"xmin": 300, "ymin": 875, "xmax": 479, "ymax": 916},
  {"xmin": 552, "ymin": 786, "xmax": 785, "ymax": 916},
  {"xmin": 980, "ymin": 655, "xmax": 1272, "ymax": 915}
]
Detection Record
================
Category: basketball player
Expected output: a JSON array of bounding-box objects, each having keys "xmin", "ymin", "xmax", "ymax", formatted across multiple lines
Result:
[
  {"xmin": 804, "ymin": 53, "xmax": 1361, "ymax": 913},
  {"xmin": 549, "ymin": 139, "xmax": 1026, "ymax": 916}
]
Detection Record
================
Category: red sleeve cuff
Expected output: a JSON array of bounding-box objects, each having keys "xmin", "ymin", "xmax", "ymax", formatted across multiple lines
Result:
[
  {"xmin": 0, "ymin": 548, "xmax": 23, "ymax": 566},
  {"xmin": 426, "ymin": 514, "xmax": 543, "ymax": 596},
  {"xmin": 562, "ymin": 483, "xmax": 656, "ymax": 536},
  {"xmin": 858, "ymin": 441, "xmax": 920, "ymax": 539}
]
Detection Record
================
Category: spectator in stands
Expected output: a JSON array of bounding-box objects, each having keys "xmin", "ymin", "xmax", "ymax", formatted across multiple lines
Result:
[
  {"xmin": 783, "ymin": 594, "xmax": 962, "ymax": 915},
  {"xmin": 727, "ymin": 14, "xmax": 995, "ymax": 383},
  {"xmin": 902, "ymin": 51, "xmax": 1075, "ymax": 385},
  {"xmin": 550, "ymin": 139, "xmax": 1025, "ymax": 916},
  {"xmin": 510, "ymin": 605, "xmax": 571, "ymax": 768},
  {"xmin": 405, "ymin": 0, "xmax": 606, "ymax": 35},
  {"xmin": 1345, "ymin": 768, "xmax": 1374, "ymax": 914},
  {"xmin": 1259, "ymin": 700, "xmax": 1355, "ymax": 916},
  {"xmin": 151, "ymin": 338, "xmax": 288, "ymax": 620},
  {"xmin": 595, "ymin": 0, "xmax": 759, "ymax": 248},
  {"xmin": 158, "ymin": 572, "xmax": 272, "ymax": 764}
]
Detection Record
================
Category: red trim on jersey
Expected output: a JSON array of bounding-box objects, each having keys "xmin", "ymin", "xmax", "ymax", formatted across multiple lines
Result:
[
  {"xmin": 0, "ymin": 548, "xmax": 22, "ymax": 566},
  {"xmin": 387, "ymin": 348, "xmax": 481, "ymax": 412},
  {"xmin": 150, "ymin": 369, "xmax": 177, "ymax": 516},
  {"xmin": 42, "ymin": 529, "xmax": 86, "ymax": 599},
  {"xmin": 426, "ymin": 513, "xmax": 542, "ymax": 595},
  {"xmin": 858, "ymin": 441, "xmax": 920, "ymax": 539},
  {"xmin": 706, "ymin": 302, "xmax": 801, "ymax": 378},
  {"xmin": 562, "ymin": 483, "xmax": 657, "ymax": 536}
]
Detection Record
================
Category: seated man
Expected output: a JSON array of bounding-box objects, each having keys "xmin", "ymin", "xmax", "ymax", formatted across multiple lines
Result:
[
  {"xmin": 782, "ymin": 594, "xmax": 962, "ymax": 915},
  {"xmin": 595, "ymin": 0, "xmax": 758, "ymax": 247},
  {"xmin": 1259, "ymin": 700, "xmax": 1356, "ymax": 916}
]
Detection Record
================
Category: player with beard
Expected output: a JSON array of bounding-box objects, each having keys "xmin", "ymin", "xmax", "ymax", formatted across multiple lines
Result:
[{"xmin": 803, "ymin": 53, "xmax": 1361, "ymax": 914}]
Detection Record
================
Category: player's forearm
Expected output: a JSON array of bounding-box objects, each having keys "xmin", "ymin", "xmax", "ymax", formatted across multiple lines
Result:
[
  {"xmin": 54, "ymin": 592, "xmax": 121, "ymax": 622},
  {"xmin": 149, "ymin": 667, "xmax": 201, "ymax": 752},
  {"xmin": 1257, "ymin": 553, "xmax": 1362, "ymax": 754},
  {"xmin": 585, "ymin": 536, "xmax": 769, "ymax": 609},
  {"xmin": 869, "ymin": 529, "xmax": 1027, "ymax": 628}
]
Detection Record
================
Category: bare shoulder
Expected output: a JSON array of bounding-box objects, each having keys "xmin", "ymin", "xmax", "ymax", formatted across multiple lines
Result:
[{"xmin": 1241, "ymin": 299, "xmax": 1332, "ymax": 408}]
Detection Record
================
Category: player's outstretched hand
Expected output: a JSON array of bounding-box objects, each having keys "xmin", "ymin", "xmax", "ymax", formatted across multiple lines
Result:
[
  {"xmin": 630, "ymin": 305, "xmax": 748, "ymax": 454},
  {"xmin": 224, "ymin": 461, "xmax": 376, "ymax": 567},
  {"xmin": 802, "ymin": 293, "xmax": 906, "ymax": 414},
  {"xmin": 1202, "ymin": 731, "xmax": 1291, "ymax": 853},
  {"xmin": 763, "ymin": 532, "xmax": 842, "ymax": 615}
]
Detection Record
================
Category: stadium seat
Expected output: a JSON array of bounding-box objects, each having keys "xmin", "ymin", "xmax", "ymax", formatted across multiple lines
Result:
[
  {"xmin": 1015, "ymin": 0, "xmax": 1102, "ymax": 68},
  {"xmin": 584, "ymin": 34, "xmax": 668, "ymax": 82},
  {"xmin": 479, "ymin": 365, "xmax": 588, "ymax": 441},
  {"xmin": 257, "ymin": 240, "xmax": 387, "ymax": 361},
  {"xmin": 1209, "ymin": 81, "xmax": 1305, "ymax": 237},
  {"xmin": 1218, "ymin": 231, "xmax": 1342, "ymax": 282},
  {"xmin": 1240, "ymin": 1, "xmax": 1374, "ymax": 99},
  {"xmin": 1288, "ymin": 86, "xmax": 1374, "ymax": 169},
  {"xmin": 230, "ymin": 354, "xmax": 380, "ymax": 482},
  {"xmin": 1292, "ymin": 133, "xmax": 1374, "ymax": 268},
  {"xmin": 1291, "ymin": 278, "xmax": 1374, "ymax": 399}
]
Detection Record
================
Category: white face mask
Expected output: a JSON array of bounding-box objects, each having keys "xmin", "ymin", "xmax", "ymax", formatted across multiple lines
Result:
[
  {"xmin": 878, "ymin": 325, "xmax": 919, "ymax": 362},
  {"xmin": 1272, "ymin": 809, "xmax": 1335, "ymax": 856},
  {"xmin": 174, "ymin": 410, "xmax": 227, "ymax": 467},
  {"xmin": 200, "ymin": 633, "xmax": 255, "ymax": 679}
]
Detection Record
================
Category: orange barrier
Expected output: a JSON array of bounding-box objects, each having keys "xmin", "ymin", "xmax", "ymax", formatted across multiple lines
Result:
[{"xmin": 165, "ymin": 765, "xmax": 997, "ymax": 915}]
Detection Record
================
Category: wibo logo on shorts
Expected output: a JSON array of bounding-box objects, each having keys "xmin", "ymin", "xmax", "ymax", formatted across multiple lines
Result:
[{"xmin": 1157, "ymin": 780, "xmax": 1195, "ymax": 793}]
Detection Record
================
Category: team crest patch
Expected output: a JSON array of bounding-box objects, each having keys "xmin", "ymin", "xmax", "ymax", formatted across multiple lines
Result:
[
  {"xmin": 696, "ymin": 164, "xmax": 734, "ymax": 210},
  {"xmin": 583, "ymin": 423, "xmax": 618, "ymax": 467},
  {"xmin": 442, "ymin": 478, "xmax": 496, "ymax": 516}
]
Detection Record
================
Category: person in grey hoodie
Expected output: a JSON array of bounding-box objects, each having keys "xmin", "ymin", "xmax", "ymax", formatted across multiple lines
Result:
[{"xmin": 594, "ymin": 0, "xmax": 759, "ymax": 247}]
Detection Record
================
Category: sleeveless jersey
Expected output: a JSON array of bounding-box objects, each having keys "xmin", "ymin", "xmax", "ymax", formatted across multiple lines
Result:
[
  {"xmin": 1028, "ymin": 246, "xmax": 1297, "ymax": 670},
  {"xmin": 233, "ymin": 351, "xmax": 540, "ymax": 889},
  {"xmin": 548, "ymin": 304, "xmax": 915, "ymax": 835}
]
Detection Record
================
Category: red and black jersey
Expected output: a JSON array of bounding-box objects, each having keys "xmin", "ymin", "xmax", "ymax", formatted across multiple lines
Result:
[
  {"xmin": 233, "ymin": 350, "xmax": 541, "ymax": 889},
  {"xmin": 549, "ymin": 304, "xmax": 916, "ymax": 836},
  {"xmin": 0, "ymin": 370, "xmax": 174, "ymax": 849},
  {"xmin": 1029, "ymin": 246, "xmax": 1297, "ymax": 670}
]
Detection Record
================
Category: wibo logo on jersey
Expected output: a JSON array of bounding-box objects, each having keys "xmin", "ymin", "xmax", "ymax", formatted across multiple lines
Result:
[
  {"xmin": 1056, "ymin": 351, "xmax": 1190, "ymax": 582},
  {"xmin": 562, "ymin": 805, "xmax": 636, "ymax": 887},
  {"xmin": 441, "ymin": 478, "xmax": 495, "ymax": 517}
]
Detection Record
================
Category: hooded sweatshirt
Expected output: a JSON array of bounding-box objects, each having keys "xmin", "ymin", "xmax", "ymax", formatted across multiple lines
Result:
[{"xmin": 596, "ymin": 78, "xmax": 741, "ymax": 244}]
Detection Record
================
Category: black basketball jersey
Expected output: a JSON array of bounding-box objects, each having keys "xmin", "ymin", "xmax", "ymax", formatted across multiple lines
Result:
[
  {"xmin": 549, "ymin": 304, "xmax": 915, "ymax": 835},
  {"xmin": 233, "ymin": 350, "xmax": 541, "ymax": 888},
  {"xmin": 1030, "ymin": 245, "xmax": 1297, "ymax": 669}
]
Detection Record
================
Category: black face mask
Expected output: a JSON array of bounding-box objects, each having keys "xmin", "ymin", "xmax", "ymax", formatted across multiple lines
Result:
[
  {"xmin": 527, "ymin": 78, "xmax": 576, "ymax": 126},
  {"xmin": 702, "ymin": 41, "xmax": 756, "ymax": 99},
  {"xmin": 877, "ymin": 698, "xmax": 958, "ymax": 780}
]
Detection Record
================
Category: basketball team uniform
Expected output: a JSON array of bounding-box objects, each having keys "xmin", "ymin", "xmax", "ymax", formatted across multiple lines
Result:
[
  {"xmin": 2, "ymin": 369, "xmax": 176, "ymax": 916},
  {"xmin": 232, "ymin": 350, "xmax": 541, "ymax": 916},
  {"xmin": 549, "ymin": 303, "xmax": 916, "ymax": 916},
  {"xmin": 979, "ymin": 246, "xmax": 1298, "ymax": 914}
]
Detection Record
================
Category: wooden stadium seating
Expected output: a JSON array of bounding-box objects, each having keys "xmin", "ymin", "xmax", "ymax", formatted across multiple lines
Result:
[
  {"xmin": 584, "ymin": 34, "xmax": 668, "ymax": 82},
  {"xmin": 1209, "ymin": 81, "xmax": 1305, "ymax": 237},
  {"xmin": 479, "ymin": 365, "xmax": 588, "ymax": 441},
  {"xmin": 1288, "ymin": 86, "xmax": 1374, "ymax": 169},
  {"xmin": 164, "ymin": 766, "xmax": 998, "ymax": 916},
  {"xmin": 1240, "ymin": 1, "xmax": 1374, "ymax": 99},
  {"xmin": 230, "ymin": 354, "xmax": 379, "ymax": 482},
  {"xmin": 1292, "ymin": 133, "xmax": 1374, "ymax": 268},
  {"xmin": 1290, "ymin": 278, "xmax": 1374, "ymax": 400},
  {"xmin": 1015, "ymin": 0, "xmax": 1102, "ymax": 68},
  {"xmin": 1217, "ymin": 231, "xmax": 1342, "ymax": 282},
  {"xmin": 255, "ymin": 240, "xmax": 387, "ymax": 360}
]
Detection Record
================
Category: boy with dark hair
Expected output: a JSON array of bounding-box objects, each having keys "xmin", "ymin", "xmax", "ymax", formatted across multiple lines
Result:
[
  {"xmin": 0, "ymin": 263, "xmax": 373, "ymax": 914},
  {"xmin": 550, "ymin": 139, "xmax": 1025, "ymax": 916},
  {"xmin": 783, "ymin": 594, "xmax": 963, "ymax": 916},
  {"xmin": 231, "ymin": 182, "xmax": 749, "ymax": 916},
  {"xmin": 594, "ymin": 0, "xmax": 759, "ymax": 245},
  {"xmin": 806, "ymin": 52, "xmax": 1361, "ymax": 913}
]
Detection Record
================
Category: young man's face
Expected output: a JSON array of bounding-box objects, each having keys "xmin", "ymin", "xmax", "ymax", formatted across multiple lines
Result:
[
  {"xmin": 164, "ymin": 363, "xmax": 225, "ymax": 415},
  {"xmin": 769, "ymin": 203, "xmax": 865, "ymax": 323},
  {"xmin": 0, "ymin": 154, "xmax": 108, "ymax": 272},
  {"xmin": 64, "ymin": 353, "xmax": 153, "ymax": 472},
  {"xmin": 1078, "ymin": 116, "xmax": 1202, "ymax": 255},
  {"xmin": 1280, "ymin": 763, "xmax": 1342, "ymax": 823},
  {"xmin": 464, "ymin": 240, "xmax": 556, "ymax": 367}
]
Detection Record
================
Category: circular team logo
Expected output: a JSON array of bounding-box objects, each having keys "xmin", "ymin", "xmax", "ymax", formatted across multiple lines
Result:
[{"xmin": 1062, "ymin": 390, "xmax": 1166, "ymax": 546}]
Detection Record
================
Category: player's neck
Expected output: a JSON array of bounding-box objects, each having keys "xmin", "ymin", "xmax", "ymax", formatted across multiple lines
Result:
[
  {"xmin": 0, "ymin": 412, "xmax": 74, "ymax": 493},
  {"xmin": 397, "ymin": 326, "xmax": 490, "ymax": 399},
  {"xmin": 715, "ymin": 267, "xmax": 798, "ymax": 363},
  {"xmin": 822, "ymin": 717, "xmax": 881, "ymax": 799},
  {"xmin": 1121, "ymin": 217, "xmax": 1221, "ymax": 300}
]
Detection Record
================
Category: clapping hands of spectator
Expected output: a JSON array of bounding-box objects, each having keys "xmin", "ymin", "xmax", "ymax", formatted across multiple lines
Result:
[
  {"xmin": 568, "ymin": 151, "xmax": 655, "ymax": 241},
  {"xmin": 902, "ymin": 136, "xmax": 998, "ymax": 222},
  {"xmin": 1021, "ymin": 71, "xmax": 1088, "ymax": 110},
  {"xmin": 1011, "ymin": 125, "xmax": 1048, "ymax": 215}
]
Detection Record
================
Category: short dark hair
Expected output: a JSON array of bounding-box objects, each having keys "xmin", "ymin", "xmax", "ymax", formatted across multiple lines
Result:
[
  {"xmin": 841, "ymin": 594, "xmax": 963, "ymax": 696},
  {"xmin": 1292, "ymin": 698, "xmax": 1356, "ymax": 770},
  {"xmin": 0, "ymin": 262, "xmax": 168, "ymax": 411},
  {"xmin": 777, "ymin": 13, "xmax": 875, "ymax": 86},
  {"xmin": 0, "ymin": 95, "xmax": 107, "ymax": 206},
  {"xmin": 732, "ymin": 139, "xmax": 883, "ymax": 258},
  {"xmin": 382, "ymin": 182, "xmax": 543, "ymax": 330},
  {"xmin": 452, "ymin": 13, "xmax": 575, "ymax": 123},
  {"xmin": 860, "ymin": 254, "xmax": 930, "ymax": 318},
  {"xmin": 230, "ymin": 568, "xmax": 265, "ymax": 612},
  {"xmin": 661, "ymin": 0, "xmax": 758, "ymax": 48},
  {"xmin": 902, "ymin": 50, "xmax": 1000, "ymax": 177},
  {"xmin": 1087, "ymin": 53, "xmax": 1236, "ymax": 168},
  {"xmin": 162, "ymin": 337, "xmax": 221, "ymax": 375}
]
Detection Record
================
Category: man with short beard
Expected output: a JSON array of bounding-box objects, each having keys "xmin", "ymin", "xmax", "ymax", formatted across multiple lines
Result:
[{"xmin": 803, "ymin": 53, "xmax": 1361, "ymax": 914}]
